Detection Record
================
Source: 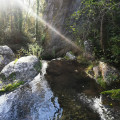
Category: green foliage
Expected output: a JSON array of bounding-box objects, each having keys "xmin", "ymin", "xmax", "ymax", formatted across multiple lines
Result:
[
  {"xmin": 106, "ymin": 73, "xmax": 118, "ymax": 83},
  {"xmin": 97, "ymin": 76, "xmax": 106, "ymax": 89},
  {"xmin": 77, "ymin": 55, "xmax": 90, "ymax": 65},
  {"xmin": 0, "ymin": 81, "xmax": 24, "ymax": 92},
  {"xmin": 27, "ymin": 43, "xmax": 43, "ymax": 58},
  {"xmin": 101, "ymin": 89, "xmax": 120, "ymax": 100},
  {"xmin": 66, "ymin": 0, "xmax": 120, "ymax": 67},
  {"xmin": 64, "ymin": 56, "xmax": 70, "ymax": 60},
  {"xmin": 16, "ymin": 43, "xmax": 43, "ymax": 59},
  {"xmin": 86, "ymin": 64, "xmax": 94, "ymax": 74}
]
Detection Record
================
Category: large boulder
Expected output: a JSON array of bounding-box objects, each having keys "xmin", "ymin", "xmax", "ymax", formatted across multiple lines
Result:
[
  {"xmin": 88, "ymin": 62, "xmax": 120, "ymax": 86},
  {"xmin": 0, "ymin": 45, "xmax": 15, "ymax": 71},
  {"xmin": 0, "ymin": 56, "xmax": 41, "ymax": 89},
  {"xmin": 99, "ymin": 62, "xmax": 120, "ymax": 85}
]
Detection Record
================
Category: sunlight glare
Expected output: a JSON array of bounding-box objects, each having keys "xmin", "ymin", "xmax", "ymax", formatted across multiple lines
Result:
[
  {"xmin": 0, "ymin": 0, "xmax": 81, "ymax": 51},
  {"xmin": 17, "ymin": 0, "xmax": 81, "ymax": 51}
]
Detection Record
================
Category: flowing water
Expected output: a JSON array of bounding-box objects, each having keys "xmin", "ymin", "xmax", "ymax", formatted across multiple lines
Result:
[
  {"xmin": 0, "ymin": 60, "xmax": 120, "ymax": 120},
  {"xmin": 0, "ymin": 61, "xmax": 62, "ymax": 120},
  {"xmin": 78, "ymin": 93, "xmax": 120, "ymax": 120}
]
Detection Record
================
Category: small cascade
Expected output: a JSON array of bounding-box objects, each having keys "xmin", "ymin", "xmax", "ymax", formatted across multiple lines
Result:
[
  {"xmin": 0, "ymin": 61, "xmax": 62, "ymax": 120},
  {"xmin": 78, "ymin": 93, "xmax": 120, "ymax": 120}
]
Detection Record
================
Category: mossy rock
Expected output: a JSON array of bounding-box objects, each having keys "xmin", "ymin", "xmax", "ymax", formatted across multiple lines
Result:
[
  {"xmin": 8, "ymin": 72, "xmax": 16, "ymax": 81},
  {"xmin": 0, "ymin": 73, "xmax": 6, "ymax": 81},
  {"xmin": 0, "ymin": 72, "xmax": 17, "ymax": 81},
  {"xmin": 101, "ymin": 89, "xmax": 120, "ymax": 100},
  {"xmin": 0, "ymin": 81, "xmax": 24, "ymax": 93}
]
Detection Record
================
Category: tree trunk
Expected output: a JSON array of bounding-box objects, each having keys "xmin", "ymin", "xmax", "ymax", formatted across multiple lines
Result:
[
  {"xmin": 100, "ymin": 15, "xmax": 104, "ymax": 52},
  {"xmin": 18, "ymin": 8, "xmax": 23, "ymax": 32},
  {"xmin": 36, "ymin": 0, "xmax": 39, "ymax": 41}
]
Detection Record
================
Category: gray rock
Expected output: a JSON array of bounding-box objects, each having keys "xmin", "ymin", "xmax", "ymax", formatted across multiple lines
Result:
[
  {"xmin": 0, "ymin": 45, "xmax": 15, "ymax": 71},
  {"xmin": 93, "ymin": 66, "xmax": 100, "ymax": 79},
  {"xmin": 99, "ymin": 62, "xmax": 120, "ymax": 85},
  {"xmin": 88, "ymin": 62, "xmax": 120, "ymax": 86},
  {"xmin": 84, "ymin": 40, "xmax": 94, "ymax": 60},
  {"xmin": 66, "ymin": 52, "xmax": 76, "ymax": 60},
  {"xmin": 0, "ymin": 56, "xmax": 40, "ymax": 89}
]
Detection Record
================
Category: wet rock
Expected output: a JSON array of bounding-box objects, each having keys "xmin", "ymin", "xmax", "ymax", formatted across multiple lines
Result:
[
  {"xmin": 0, "ymin": 56, "xmax": 40, "ymax": 89},
  {"xmin": 0, "ymin": 45, "xmax": 15, "ymax": 71}
]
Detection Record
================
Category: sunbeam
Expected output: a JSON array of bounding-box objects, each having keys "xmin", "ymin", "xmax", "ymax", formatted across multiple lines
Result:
[{"xmin": 16, "ymin": 0, "xmax": 81, "ymax": 51}]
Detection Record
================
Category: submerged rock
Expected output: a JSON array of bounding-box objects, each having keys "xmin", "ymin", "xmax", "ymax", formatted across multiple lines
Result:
[
  {"xmin": 0, "ymin": 45, "xmax": 15, "ymax": 71},
  {"xmin": 0, "ymin": 56, "xmax": 40, "ymax": 90}
]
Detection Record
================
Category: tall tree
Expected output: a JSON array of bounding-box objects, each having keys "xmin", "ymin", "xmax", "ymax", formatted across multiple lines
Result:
[{"xmin": 36, "ymin": 0, "xmax": 39, "ymax": 41}]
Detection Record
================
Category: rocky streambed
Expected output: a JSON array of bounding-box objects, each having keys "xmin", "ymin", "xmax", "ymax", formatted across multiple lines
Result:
[
  {"xmin": 0, "ymin": 53, "xmax": 120, "ymax": 120},
  {"xmin": 45, "ymin": 59, "xmax": 120, "ymax": 120}
]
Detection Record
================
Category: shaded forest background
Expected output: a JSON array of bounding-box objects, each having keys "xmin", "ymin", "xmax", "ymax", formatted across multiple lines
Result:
[
  {"xmin": 0, "ymin": 0, "xmax": 120, "ymax": 68},
  {"xmin": 0, "ymin": 0, "xmax": 45, "ymax": 56}
]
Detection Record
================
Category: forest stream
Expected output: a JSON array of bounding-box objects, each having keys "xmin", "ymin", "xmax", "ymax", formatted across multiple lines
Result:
[
  {"xmin": 0, "ymin": 0, "xmax": 120, "ymax": 119},
  {"xmin": 0, "ymin": 60, "xmax": 120, "ymax": 120}
]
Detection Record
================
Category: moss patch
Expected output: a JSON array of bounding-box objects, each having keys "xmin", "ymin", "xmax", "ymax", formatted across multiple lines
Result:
[
  {"xmin": 0, "ymin": 81, "xmax": 24, "ymax": 92},
  {"xmin": 0, "ymin": 73, "xmax": 6, "ymax": 81},
  {"xmin": 101, "ymin": 89, "xmax": 120, "ymax": 100},
  {"xmin": 8, "ymin": 72, "xmax": 16, "ymax": 80},
  {"xmin": 86, "ymin": 64, "xmax": 94, "ymax": 74},
  {"xmin": 64, "ymin": 55, "xmax": 70, "ymax": 60},
  {"xmin": 77, "ymin": 55, "xmax": 89, "ymax": 65},
  {"xmin": 14, "ymin": 58, "xmax": 18, "ymax": 64},
  {"xmin": 0, "ymin": 72, "xmax": 17, "ymax": 81}
]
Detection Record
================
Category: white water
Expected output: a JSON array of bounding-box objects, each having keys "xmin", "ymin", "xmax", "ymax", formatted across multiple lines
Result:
[
  {"xmin": 0, "ymin": 61, "xmax": 62, "ymax": 120},
  {"xmin": 78, "ymin": 93, "xmax": 120, "ymax": 120}
]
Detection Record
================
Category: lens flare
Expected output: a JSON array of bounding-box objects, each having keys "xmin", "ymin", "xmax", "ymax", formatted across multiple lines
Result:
[{"xmin": 16, "ymin": 0, "xmax": 81, "ymax": 51}]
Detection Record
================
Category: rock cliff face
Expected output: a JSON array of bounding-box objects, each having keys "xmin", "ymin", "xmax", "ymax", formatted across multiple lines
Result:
[{"xmin": 43, "ymin": 0, "xmax": 81, "ymax": 58}]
